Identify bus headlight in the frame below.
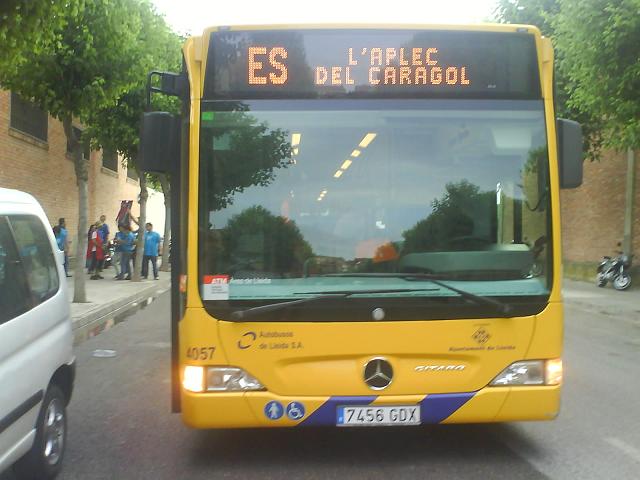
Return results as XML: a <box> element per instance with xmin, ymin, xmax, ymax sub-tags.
<box><xmin>490</xmin><ymin>359</ymin><xmax>562</xmax><ymax>386</ymax></box>
<box><xmin>545</xmin><ymin>358</ymin><xmax>563</xmax><ymax>385</ymax></box>
<box><xmin>183</xmin><ymin>365</ymin><xmax>205</xmax><ymax>392</ymax></box>
<box><xmin>206</xmin><ymin>367</ymin><xmax>265</xmax><ymax>391</ymax></box>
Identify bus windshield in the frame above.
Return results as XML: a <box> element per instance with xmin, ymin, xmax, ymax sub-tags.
<box><xmin>198</xmin><ymin>99</ymin><xmax>551</xmax><ymax>319</ymax></box>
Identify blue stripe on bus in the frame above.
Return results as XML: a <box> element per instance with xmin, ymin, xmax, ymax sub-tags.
<box><xmin>419</xmin><ymin>392</ymin><xmax>475</xmax><ymax>424</ymax></box>
<box><xmin>299</xmin><ymin>392</ymin><xmax>474</xmax><ymax>426</ymax></box>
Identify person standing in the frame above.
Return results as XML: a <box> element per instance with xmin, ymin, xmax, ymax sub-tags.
<box><xmin>86</xmin><ymin>224</ymin><xmax>94</xmax><ymax>273</ymax></box>
<box><xmin>112</xmin><ymin>229</ymin><xmax>123</xmax><ymax>279</ymax></box>
<box><xmin>115</xmin><ymin>225</ymin><xmax>135</xmax><ymax>280</ymax></box>
<box><xmin>142</xmin><ymin>223</ymin><xmax>161</xmax><ymax>280</ymax></box>
<box><xmin>56</xmin><ymin>218</ymin><xmax>72</xmax><ymax>277</ymax></box>
<box><xmin>88</xmin><ymin>222</ymin><xmax>104</xmax><ymax>280</ymax></box>
<box><xmin>98</xmin><ymin>215</ymin><xmax>110</xmax><ymax>244</ymax></box>
<box><xmin>96</xmin><ymin>215</ymin><xmax>110</xmax><ymax>273</ymax></box>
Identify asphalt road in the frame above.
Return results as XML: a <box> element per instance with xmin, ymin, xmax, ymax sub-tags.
<box><xmin>3</xmin><ymin>291</ymin><xmax>640</xmax><ymax>480</ymax></box>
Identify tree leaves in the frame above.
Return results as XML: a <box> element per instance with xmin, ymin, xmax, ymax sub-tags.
<box><xmin>402</xmin><ymin>181</ymin><xmax>494</xmax><ymax>253</ymax></box>
<box><xmin>493</xmin><ymin>0</ymin><xmax>640</xmax><ymax>156</ymax></box>
<box><xmin>87</xmin><ymin>1</ymin><xmax>183</xmax><ymax>164</ymax></box>
<box><xmin>216</xmin><ymin>205</ymin><xmax>314</xmax><ymax>277</ymax></box>
<box><xmin>554</xmin><ymin>0</ymin><xmax>640</xmax><ymax>152</ymax></box>
<box><xmin>2</xmin><ymin>0</ymin><xmax>147</xmax><ymax>124</ymax></box>
<box><xmin>0</xmin><ymin>0</ymin><xmax>78</xmax><ymax>77</ymax></box>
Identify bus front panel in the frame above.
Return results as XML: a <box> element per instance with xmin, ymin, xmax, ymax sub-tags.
<box><xmin>180</xmin><ymin>25</ymin><xmax>562</xmax><ymax>428</ymax></box>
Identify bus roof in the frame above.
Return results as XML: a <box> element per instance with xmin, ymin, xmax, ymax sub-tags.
<box><xmin>199</xmin><ymin>23</ymin><xmax>542</xmax><ymax>38</ymax></box>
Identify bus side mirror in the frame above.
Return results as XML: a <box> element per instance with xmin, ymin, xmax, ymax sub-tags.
<box><xmin>557</xmin><ymin>118</ymin><xmax>583</xmax><ymax>189</ymax></box>
<box><xmin>139</xmin><ymin>112</ymin><xmax>180</xmax><ymax>174</ymax></box>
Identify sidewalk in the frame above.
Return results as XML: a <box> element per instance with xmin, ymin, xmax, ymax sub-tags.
<box><xmin>562</xmin><ymin>278</ymin><xmax>640</xmax><ymax>320</ymax></box>
<box><xmin>67</xmin><ymin>267</ymin><xmax>171</xmax><ymax>344</ymax></box>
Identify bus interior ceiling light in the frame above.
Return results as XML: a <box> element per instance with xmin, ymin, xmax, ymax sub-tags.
<box><xmin>334</xmin><ymin>170</ymin><xmax>343</xmax><ymax>178</ymax></box>
<box><xmin>490</xmin><ymin>359</ymin><xmax>562</xmax><ymax>386</ymax></box>
<box><xmin>341</xmin><ymin>159</ymin><xmax>353</xmax><ymax>170</ymax></box>
<box><xmin>291</xmin><ymin>133</ymin><xmax>301</xmax><ymax>147</ymax></box>
<box><xmin>351</xmin><ymin>149</ymin><xmax>361</xmax><ymax>157</ymax></box>
<box><xmin>359</xmin><ymin>133</ymin><xmax>377</xmax><ymax>148</ymax></box>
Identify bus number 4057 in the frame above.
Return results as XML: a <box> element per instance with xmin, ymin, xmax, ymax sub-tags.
<box><xmin>186</xmin><ymin>346</ymin><xmax>216</xmax><ymax>360</ymax></box>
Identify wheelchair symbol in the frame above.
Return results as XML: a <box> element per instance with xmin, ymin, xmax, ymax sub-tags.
<box><xmin>286</xmin><ymin>402</ymin><xmax>305</xmax><ymax>420</ymax></box>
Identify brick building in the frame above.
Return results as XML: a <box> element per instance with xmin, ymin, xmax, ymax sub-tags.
<box><xmin>561</xmin><ymin>149</ymin><xmax>639</xmax><ymax>277</ymax></box>
<box><xmin>0</xmin><ymin>90</ymin><xmax>165</xmax><ymax>254</ymax></box>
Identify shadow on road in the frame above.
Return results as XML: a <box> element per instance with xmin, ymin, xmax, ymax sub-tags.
<box><xmin>184</xmin><ymin>423</ymin><xmax>547</xmax><ymax>479</ymax></box>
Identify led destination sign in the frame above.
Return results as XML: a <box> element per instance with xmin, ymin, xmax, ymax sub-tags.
<box><xmin>247</xmin><ymin>45</ymin><xmax>471</xmax><ymax>87</ymax></box>
<box><xmin>205</xmin><ymin>29</ymin><xmax>540</xmax><ymax>99</ymax></box>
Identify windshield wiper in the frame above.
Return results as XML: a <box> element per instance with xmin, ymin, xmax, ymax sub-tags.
<box><xmin>323</xmin><ymin>273</ymin><xmax>513</xmax><ymax>315</ymax></box>
<box><xmin>231</xmin><ymin>288</ymin><xmax>436</xmax><ymax>320</ymax></box>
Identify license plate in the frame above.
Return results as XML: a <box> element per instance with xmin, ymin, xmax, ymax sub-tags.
<box><xmin>337</xmin><ymin>405</ymin><xmax>421</xmax><ymax>426</ymax></box>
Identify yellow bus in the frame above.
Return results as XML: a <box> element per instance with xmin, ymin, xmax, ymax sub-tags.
<box><xmin>141</xmin><ymin>24</ymin><xmax>583</xmax><ymax>428</ymax></box>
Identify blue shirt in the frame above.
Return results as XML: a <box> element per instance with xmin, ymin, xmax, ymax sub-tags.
<box><xmin>98</xmin><ymin>224</ymin><xmax>109</xmax><ymax>241</ymax></box>
<box><xmin>144</xmin><ymin>231</ymin><xmax>161</xmax><ymax>256</ymax></box>
<box><xmin>56</xmin><ymin>227</ymin><xmax>68</xmax><ymax>250</ymax></box>
<box><xmin>116</xmin><ymin>231</ymin><xmax>135</xmax><ymax>253</ymax></box>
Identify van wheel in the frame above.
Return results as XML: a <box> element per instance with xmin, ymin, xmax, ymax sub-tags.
<box><xmin>13</xmin><ymin>385</ymin><xmax>67</xmax><ymax>480</ymax></box>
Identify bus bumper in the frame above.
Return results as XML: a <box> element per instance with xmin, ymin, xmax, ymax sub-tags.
<box><xmin>181</xmin><ymin>385</ymin><xmax>560</xmax><ymax>428</ymax></box>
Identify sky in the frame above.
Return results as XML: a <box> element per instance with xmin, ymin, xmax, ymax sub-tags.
<box><xmin>151</xmin><ymin>0</ymin><xmax>501</xmax><ymax>36</ymax></box>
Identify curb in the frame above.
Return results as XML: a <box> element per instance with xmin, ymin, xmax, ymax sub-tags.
<box><xmin>72</xmin><ymin>279</ymin><xmax>170</xmax><ymax>344</ymax></box>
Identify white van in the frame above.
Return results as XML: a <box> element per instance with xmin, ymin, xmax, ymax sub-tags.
<box><xmin>0</xmin><ymin>188</ymin><xmax>74</xmax><ymax>479</ymax></box>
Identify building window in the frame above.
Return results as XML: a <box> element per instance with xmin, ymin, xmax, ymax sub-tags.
<box><xmin>102</xmin><ymin>149</ymin><xmax>118</xmax><ymax>172</ymax></box>
<box><xmin>10</xmin><ymin>92</ymin><xmax>48</xmax><ymax>142</ymax></box>
<box><xmin>127</xmin><ymin>163</ymin><xmax>139</xmax><ymax>181</ymax></box>
<box><xmin>66</xmin><ymin>126</ymin><xmax>90</xmax><ymax>160</ymax></box>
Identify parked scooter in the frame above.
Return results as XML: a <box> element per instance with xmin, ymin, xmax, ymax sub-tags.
<box><xmin>596</xmin><ymin>252</ymin><xmax>633</xmax><ymax>290</ymax></box>
<box><xmin>103</xmin><ymin>241</ymin><xmax>115</xmax><ymax>269</ymax></box>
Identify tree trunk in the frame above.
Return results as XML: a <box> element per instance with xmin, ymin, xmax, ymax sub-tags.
<box><xmin>132</xmin><ymin>168</ymin><xmax>148</xmax><ymax>282</ymax></box>
<box><xmin>158</xmin><ymin>173</ymin><xmax>171</xmax><ymax>272</ymax></box>
<box><xmin>622</xmin><ymin>148</ymin><xmax>636</xmax><ymax>256</ymax></box>
<box><xmin>63</xmin><ymin>117</ymin><xmax>89</xmax><ymax>303</ymax></box>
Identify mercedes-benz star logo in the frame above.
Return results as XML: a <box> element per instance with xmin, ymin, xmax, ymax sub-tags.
<box><xmin>364</xmin><ymin>358</ymin><xmax>393</xmax><ymax>390</ymax></box>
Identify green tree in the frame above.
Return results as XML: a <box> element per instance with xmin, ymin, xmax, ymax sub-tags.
<box><xmin>87</xmin><ymin>2</ymin><xmax>182</xmax><ymax>281</ymax></box>
<box><xmin>554</xmin><ymin>0</ymin><xmax>640</xmax><ymax>152</ymax></box>
<box><xmin>218</xmin><ymin>206</ymin><xmax>313</xmax><ymax>277</ymax></box>
<box><xmin>1</xmin><ymin>0</ymin><xmax>148</xmax><ymax>302</ymax></box>
<box><xmin>492</xmin><ymin>0</ymin><xmax>559</xmax><ymax>36</ymax></box>
<box><xmin>201</xmin><ymin>107</ymin><xmax>293</xmax><ymax>212</ymax></box>
<box><xmin>0</xmin><ymin>0</ymin><xmax>78</xmax><ymax>76</ymax></box>
<box><xmin>402</xmin><ymin>181</ymin><xmax>494</xmax><ymax>253</ymax></box>
<box><xmin>492</xmin><ymin>0</ymin><xmax>606</xmax><ymax>158</ymax></box>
